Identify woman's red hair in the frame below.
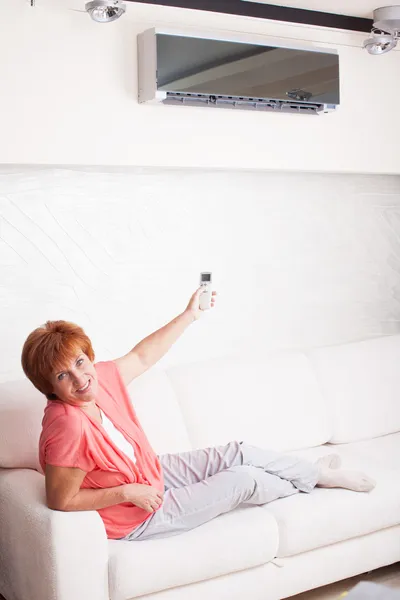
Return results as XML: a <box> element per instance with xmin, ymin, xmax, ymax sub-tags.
<box><xmin>21</xmin><ymin>321</ymin><xmax>95</xmax><ymax>397</ymax></box>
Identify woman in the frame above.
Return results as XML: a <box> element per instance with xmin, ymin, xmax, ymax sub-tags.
<box><xmin>22</xmin><ymin>287</ymin><xmax>375</xmax><ymax>541</ymax></box>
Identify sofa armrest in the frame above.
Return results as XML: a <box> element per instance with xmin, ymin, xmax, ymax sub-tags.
<box><xmin>0</xmin><ymin>468</ymin><xmax>109</xmax><ymax>600</ymax></box>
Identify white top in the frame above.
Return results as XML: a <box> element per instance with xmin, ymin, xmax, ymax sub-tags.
<box><xmin>100</xmin><ymin>409</ymin><xmax>136</xmax><ymax>463</ymax></box>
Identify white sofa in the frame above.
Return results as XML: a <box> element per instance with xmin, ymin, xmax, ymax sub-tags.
<box><xmin>1</xmin><ymin>334</ymin><xmax>400</xmax><ymax>600</ymax></box>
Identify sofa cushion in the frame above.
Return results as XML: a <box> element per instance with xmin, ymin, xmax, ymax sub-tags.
<box><xmin>166</xmin><ymin>354</ymin><xmax>331</xmax><ymax>453</ymax></box>
<box><xmin>0</xmin><ymin>379</ymin><xmax>46</xmax><ymax>471</ymax></box>
<box><xmin>265</xmin><ymin>442</ymin><xmax>400</xmax><ymax>558</ymax></box>
<box><xmin>276</xmin><ymin>527</ymin><xmax>400</xmax><ymax>600</ymax></box>
<box><xmin>335</xmin><ymin>432</ymin><xmax>400</xmax><ymax>472</ymax></box>
<box><xmin>128</xmin><ymin>368</ymin><xmax>192</xmax><ymax>455</ymax></box>
<box><xmin>308</xmin><ymin>334</ymin><xmax>400</xmax><ymax>443</ymax></box>
<box><xmin>107</xmin><ymin>507</ymin><xmax>278</xmax><ymax>600</ymax></box>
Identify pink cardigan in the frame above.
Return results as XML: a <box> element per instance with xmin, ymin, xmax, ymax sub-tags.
<box><xmin>39</xmin><ymin>361</ymin><xmax>164</xmax><ymax>539</ymax></box>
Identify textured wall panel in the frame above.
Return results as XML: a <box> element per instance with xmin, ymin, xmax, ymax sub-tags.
<box><xmin>1</xmin><ymin>167</ymin><xmax>400</xmax><ymax>382</ymax></box>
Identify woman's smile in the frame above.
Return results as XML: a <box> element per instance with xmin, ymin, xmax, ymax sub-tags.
<box><xmin>76</xmin><ymin>379</ymin><xmax>91</xmax><ymax>394</ymax></box>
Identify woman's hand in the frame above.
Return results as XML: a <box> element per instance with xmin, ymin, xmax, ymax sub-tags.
<box><xmin>185</xmin><ymin>287</ymin><xmax>217</xmax><ymax>321</ymax></box>
<box><xmin>122</xmin><ymin>483</ymin><xmax>164</xmax><ymax>512</ymax></box>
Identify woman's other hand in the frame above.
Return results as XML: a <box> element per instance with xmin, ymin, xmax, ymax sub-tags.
<box><xmin>185</xmin><ymin>287</ymin><xmax>217</xmax><ymax>321</ymax></box>
<box><xmin>123</xmin><ymin>483</ymin><xmax>164</xmax><ymax>512</ymax></box>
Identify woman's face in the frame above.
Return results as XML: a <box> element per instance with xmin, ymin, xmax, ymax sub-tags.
<box><xmin>50</xmin><ymin>352</ymin><xmax>98</xmax><ymax>406</ymax></box>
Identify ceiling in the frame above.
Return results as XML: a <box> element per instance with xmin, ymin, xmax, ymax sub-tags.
<box><xmin>241</xmin><ymin>0</ymin><xmax>378</xmax><ymax>19</ymax></box>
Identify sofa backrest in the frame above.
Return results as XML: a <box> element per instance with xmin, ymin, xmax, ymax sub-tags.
<box><xmin>3</xmin><ymin>334</ymin><xmax>399</xmax><ymax>470</ymax></box>
<box><xmin>127</xmin><ymin>368</ymin><xmax>192</xmax><ymax>454</ymax></box>
<box><xmin>307</xmin><ymin>334</ymin><xmax>400</xmax><ymax>443</ymax></box>
<box><xmin>0</xmin><ymin>379</ymin><xmax>46</xmax><ymax>471</ymax></box>
<box><xmin>166</xmin><ymin>352</ymin><xmax>332</xmax><ymax>452</ymax></box>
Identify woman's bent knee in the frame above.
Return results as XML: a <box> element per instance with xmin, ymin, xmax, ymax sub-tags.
<box><xmin>226</xmin><ymin>465</ymin><xmax>257</xmax><ymax>500</ymax></box>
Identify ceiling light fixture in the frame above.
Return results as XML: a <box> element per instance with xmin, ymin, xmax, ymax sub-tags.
<box><xmin>85</xmin><ymin>0</ymin><xmax>126</xmax><ymax>23</ymax></box>
<box><xmin>364</xmin><ymin>6</ymin><xmax>400</xmax><ymax>55</ymax></box>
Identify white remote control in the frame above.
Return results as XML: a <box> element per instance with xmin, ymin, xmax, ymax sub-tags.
<box><xmin>199</xmin><ymin>272</ymin><xmax>212</xmax><ymax>310</ymax></box>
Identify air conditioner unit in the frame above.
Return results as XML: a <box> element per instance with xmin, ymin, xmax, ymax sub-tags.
<box><xmin>137</xmin><ymin>28</ymin><xmax>340</xmax><ymax>115</ymax></box>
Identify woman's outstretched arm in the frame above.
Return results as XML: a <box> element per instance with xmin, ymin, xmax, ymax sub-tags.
<box><xmin>114</xmin><ymin>287</ymin><xmax>216</xmax><ymax>386</ymax></box>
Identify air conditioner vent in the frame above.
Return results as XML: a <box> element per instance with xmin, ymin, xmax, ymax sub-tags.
<box><xmin>164</xmin><ymin>91</ymin><xmax>324</xmax><ymax>114</ymax></box>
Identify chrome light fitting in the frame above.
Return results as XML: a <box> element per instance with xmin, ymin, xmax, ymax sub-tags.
<box><xmin>85</xmin><ymin>0</ymin><xmax>126</xmax><ymax>23</ymax></box>
<box><xmin>364</xmin><ymin>6</ymin><xmax>400</xmax><ymax>54</ymax></box>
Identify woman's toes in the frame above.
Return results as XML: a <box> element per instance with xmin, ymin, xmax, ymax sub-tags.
<box><xmin>360</xmin><ymin>476</ymin><xmax>376</xmax><ymax>492</ymax></box>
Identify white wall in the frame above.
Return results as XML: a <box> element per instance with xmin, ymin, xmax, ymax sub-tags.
<box><xmin>1</xmin><ymin>166</ymin><xmax>400</xmax><ymax>382</ymax></box>
<box><xmin>1</xmin><ymin>0</ymin><xmax>400</xmax><ymax>174</ymax></box>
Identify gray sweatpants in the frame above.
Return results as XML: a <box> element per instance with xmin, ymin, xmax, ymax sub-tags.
<box><xmin>123</xmin><ymin>441</ymin><xmax>318</xmax><ymax>541</ymax></box>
